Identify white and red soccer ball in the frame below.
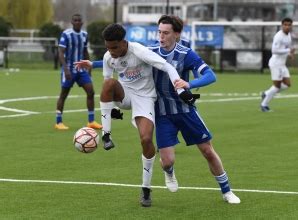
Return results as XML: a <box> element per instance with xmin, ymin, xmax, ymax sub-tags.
<box><xmin>73</xmin><ymin>127</ymin><xmax>99</xmax><ymax>153</ymax></box>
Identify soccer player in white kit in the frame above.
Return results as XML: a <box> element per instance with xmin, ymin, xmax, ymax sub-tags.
<box><xmin>75</xmin><ymin>23</ymin><xmax>196</xmax><ymax>207</ymax></box>
<box><xmin>261</xmin><ymin>17</ymin><xmax>295</xmax><ymax>112</ymax></box>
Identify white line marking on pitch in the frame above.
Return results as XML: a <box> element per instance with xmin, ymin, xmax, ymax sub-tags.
<box><xmin>0</xmin><ymin>178</ymin><xmax>297</xmax><ymax>195</ymax></box>
<box><xmin>0</xmin><ymin>106</ymin><xmax>39</xmax><ymax>118</ymax></box>
<box><xmin>1</xmin><ymin>93</ymin><xmax>298</xmax><ymax>119</ymax></box>
<box><xmin>0</xmin><ymin>95</ymin><xmax>97</xmax><ymax>104</ymax></box>
<box><xmin>0</xmin><ymin>106</ymin><xmax>38</xmax><ymax>114</ymax></box>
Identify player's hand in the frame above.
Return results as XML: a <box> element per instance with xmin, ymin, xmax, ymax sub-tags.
<box><xmin>111</xmin><ymin>108</ymin><xmax>123</xmax><ymax>120</ymax></box>
<box><xmin>74</xmin><ymin>60</ymin><xmax>92</xmax><ymax>71</ymax></box>
<box><xmin>64</xmin><ymin>68</ymin><xmax>72</xmax><ymax>80</ymax></box>
<box><xmin>179</xmin><ymin>90</ymin><xmax>200</xmax><ymax>105</ymax></box>
<box><xmin>174</xmin><ymin>79</ymin><xmax>190</xmax><ymax>89</ymax></box>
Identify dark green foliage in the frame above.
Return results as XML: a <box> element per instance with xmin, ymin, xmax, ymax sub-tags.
<box><xmin>38</xmin><ymin>22</ymin><xmax>62</xmax><ymax>64</ymax></box>
<box><xmin>0</xmin><ymin>16</ymin><xmax>12</xmax><ymax>36</ymax></box>
<box><xmin>39</xmin><ymin>22</ymin><xmax>62</xmax><ymax>40</ymax></box>
<box><xmin>87</xmin><ymin>21</ymin><xmax>109</xmax><ymax>60</ymax></box>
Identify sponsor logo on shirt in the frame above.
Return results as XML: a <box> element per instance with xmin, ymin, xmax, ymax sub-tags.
<box><xmin>119</xmin><ymin>67</ymin><xmax>142</xmax><ymax>81</ymax></box>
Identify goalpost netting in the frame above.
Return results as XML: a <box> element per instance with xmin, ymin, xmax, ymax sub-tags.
<box><xmin>190</xmin><ymin>21</ymin><xmax>298</xmax><ymax>72</ymax></box>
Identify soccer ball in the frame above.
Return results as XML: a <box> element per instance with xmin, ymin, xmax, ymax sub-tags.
<box><xmin>73</xmin><ymin>127</ymin><xmax>99</xmax><ymax>153</ymax></box>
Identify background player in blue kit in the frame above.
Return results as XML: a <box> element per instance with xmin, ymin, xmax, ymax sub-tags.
<box><xmin>55</xmin><ymin>14</ymin><xmax>101</xmax><ymax>130</ymax></box>
<box><xmin>149</xmin><ymin>15</ymin><xmax>241</xmax><ymax>204</ymax></box>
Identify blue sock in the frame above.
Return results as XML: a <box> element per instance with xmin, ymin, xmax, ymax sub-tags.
<box><xmin>215</xmin><ymin>172</ymin><xmax>231</xmax><ymax>194</ymax></box>
<box><xmin>164</xmin><ymin>166</ymin><xmax>174</xmax><ymax>176</ymax></box>
<box><xmin>88</xmin><ymin>111</ymin><xmax>95</xmax><ymax>122</ymax></box>
<box><xmin>56</xmin><ymin>111</ymin><xmax>62</xmax><ymax>124</ymax></box>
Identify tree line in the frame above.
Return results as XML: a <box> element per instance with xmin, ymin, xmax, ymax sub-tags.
<box><xmin>0</xmin><ymin>0</ymin><xmax>111</xmax><ymax>59</ymax></box>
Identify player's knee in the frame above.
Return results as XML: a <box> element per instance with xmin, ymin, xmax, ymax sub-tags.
<box><xmin>87</xmin><ymin>90</ymin><xmax>95</xmax><ymax>98</ymax></box>
<box><xmin>140</xmin><ymin>136</ymin><xmax>153</xmax><ymax>148</ymax></box>
<box><xmin>161</xmin><ymin>158</ymin><xmax>174</xmax><ymax>169</ymax></box>
<box><xmin>103</xmin><ymin>78</ymin><xmax>118</xmax><ymax>89</ymax></box>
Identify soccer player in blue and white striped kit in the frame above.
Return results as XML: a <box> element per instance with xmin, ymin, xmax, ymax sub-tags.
<box><xmin>150</xmin><ymin>15</ymin><xmax>240</xmax><ymax>204</ymax></box>
<box><xmin>55</xmin><ymin>14</ymin><xmax>101</xmax><ymax>130</ymax></box>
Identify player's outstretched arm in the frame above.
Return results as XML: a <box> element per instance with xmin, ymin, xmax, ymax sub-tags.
<box><xmin>74</xmin><ymin>60</ymin><xmax>92</xmax><ymax>71</ymax></box>
<box><xmin>188</xmin><ymin>69</ymin><xmax>216</xmax><ymax>89</ymax></box>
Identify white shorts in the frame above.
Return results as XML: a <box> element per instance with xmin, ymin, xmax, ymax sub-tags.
<box><xmin>115</xmin><ymin>87</ymin><xmax>156</xmax><ymax>128</ymax></box>
<box><xmin>269</xmin><ymin>65</ymin><xmax>290</xmax><ymax>81</ymax></box>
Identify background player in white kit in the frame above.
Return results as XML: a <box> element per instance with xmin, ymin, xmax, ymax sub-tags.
<box><xmin>75</xmin><ymin>23</ymin><xmax>196</xmax><ymax>207</ymax></box>
<box><xmin>261</xmin><ymin>17</ymin><xmax>295</xmax><ymax>112</ymax></box>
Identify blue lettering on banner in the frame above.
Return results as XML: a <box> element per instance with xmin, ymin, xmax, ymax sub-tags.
<box><xmin>126</xmin><ymin>26</ymin><xmax>148</xmax><ymax>45</ymax></box>
<box><xmin>194</xmin><ymin>26</ymin><xmax>224</xmax><ymax>47</ymax></box>
<box><xmin>125</xmin><ymin>25</ymin><xmax>224</xmax><ymax>47</ymax></box>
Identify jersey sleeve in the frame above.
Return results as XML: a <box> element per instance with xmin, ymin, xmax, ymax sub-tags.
<box><xmin>184</xmin><ymin>50</ymin><xmax>216</xmax><ymax>89</ymax></box>
<box><xmin>58</xmin><ymin>32</ymin><xmax>67</xmax><ymax>48</ymax></box>
<box><xmin>184</xmin><ymin>50</ymin><xmax>209</xmax><ymax>75</ymax></box>
<box><xmin>131</xmin><ymin>43</ymin><xmax>167</xmax><ymax>70</ymax></box>
<box><xmin>102</xmin><ymin>53</ymin><xmax>113</xmax><ymax>79</ymax></box>
<box><xmin>92</xmin><ymin>60</ymin><xmax>103</xmax><ymax>68</ymax></box>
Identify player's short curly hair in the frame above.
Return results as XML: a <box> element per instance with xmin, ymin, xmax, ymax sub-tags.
<box><xmin>158</xmin><ymin>15</ymin><xmax>184</xmax><ymax>33</ymax></box>
<box><xmin>282</xmin><ymin>17</ymin><xmax>293</xmax><ymax>24</ymax></box>
<box><xmin>102</xmin><ymin>23</ymin><xmax>126</xmax><ymax>41</ymax></box>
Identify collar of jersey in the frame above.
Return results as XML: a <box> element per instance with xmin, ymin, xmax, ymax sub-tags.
<box><xmin>159</xmin><ymin>44</ymin><xmax>176</xmax><ymax>56</ymax></box>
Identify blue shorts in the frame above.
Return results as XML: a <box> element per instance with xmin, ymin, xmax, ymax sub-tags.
<box><xmin>61</xmin><ymin>70</ymin><xmax>92</xmax><ymax>88</ymax></box>
<box><xmin>155</xmin><ymin>109</ymin><xmax>212</xmax><ymax>149</ymax></box>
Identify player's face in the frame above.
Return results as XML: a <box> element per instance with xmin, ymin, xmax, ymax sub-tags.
<box><xmin>158</xmin><ymin>23</ymin><xmax>180</xmax><ymax>51</ymax></box>
<box><xmin>282</xmin><ymin>21</ymin><xmax>292</xmax><ymax>34</ymax></box>
<box><xmin>105</xmin><ymin>40</ymin><xmax>128</xmax><ymax>58</ymax></box>
<box><xmin>71</xmin><ymin>16</ymin><xmax>83</xmax><ymax>32</ymax></box>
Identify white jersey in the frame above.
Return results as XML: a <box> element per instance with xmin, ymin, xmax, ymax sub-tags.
<box><xmin>103</xmin><ymin>42</ymin><xmax>167</xmax><ymax>98</ymax></box>
<box><xmin>269</xmin><ymin>30</ymin><xmax>292</xmax><ymax>67</ymax></box>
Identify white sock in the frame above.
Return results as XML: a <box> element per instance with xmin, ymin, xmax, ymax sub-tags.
<box><xmin>261</xmin><ymin>86</ymin><xmax>279</xmax><ymax>106</ymax></box>
<box><xmin>141</xmin><ymin>154</ymin><xmax>155</xmax><ymax>188</ymax></box>
<box><xmin>280</xmin><ymin>83</ymin><xmax>289</xmax><ymax>91</ymax></box>
<box><xmin>100</xmin><ymin>102</ymin><xmax>114</xmax><ymax>135</ymax></box>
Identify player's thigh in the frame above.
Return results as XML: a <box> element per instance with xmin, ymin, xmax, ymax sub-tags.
<box><xmin>115</xmin><ymin>86</ymin><xmax>132</xmax><ymax>110</ymax></box>
<box><xmin>155</xmin><ymin>115</ymin><xmax>179</xmax><ymax>149</ymax></box>
<box><xmin>131</xmin><ymin>95</ymin><xmax>156</xmax><ymax>126</ymax></box>
<box><xmin>81</xmin><ymin>83</ymin><xmax>94</xmax><ymax>95</ymax></box>
<box><xmin>270</xmin><ymin>66</ymin><xmax>284</xmax><ymax>81</ymax></box>
<box><xmin>101</xmin><ymin>79</ymin><xmax>125</xmax><ymax>102</ymax></box>
<box><xmin>135</xmin><ymin>116</ymin><xmax>154</xmax><ymax>141</ymax></box>
<box><xmin>180</xmin><ymin>110</ymin><xmax>212</xmax><ymax>145</ymax></box>
<box><xmin>77</xmin><ymin>71</ymin><xmax>92</xmax><ymax>87</ymax></box>
<box><xmin>61</xmin><ymin>71</ymin><xmax>75</xmax><ymax>88</ymax></box>
<box><xmin>281</xmin><ymin>68</ymin><xmax>291</xmax><ymax>85</ymax></box>
<box><xmin>282</xmin><ymin>77</ymin><xmax>291</xmax><ymax>86</ymax></box>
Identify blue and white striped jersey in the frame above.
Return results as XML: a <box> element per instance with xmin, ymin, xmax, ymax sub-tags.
<box><xmin>177</xmin><ymin>38</ymin><xmax>191</xmax><ymax>48</ymax></box>
<box><xmin>149</xmin><ymin>43</ymin><xmax>209</xmax><ymax>116</ymax></box>
<box><xmin>59</xmin><ymin>28</ymin><xmax>88</xmax><ymax>73</ymax></box>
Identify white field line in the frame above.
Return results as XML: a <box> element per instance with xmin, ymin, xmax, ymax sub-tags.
<box><xmin>1</xmin><ymin>93</ymin><xmax>298</xmax><ymax>118</ymax></box>
<box><xmin>0</xmin><ymin>106</ymin><xmax>38</xmax><ymax>114</ymax></box>
<box><xmin>0</xmin><ymin>106</ymin><xmax>39</xmax><ymax>118</ymax></box>
<box><xmin>0</xmin><ymin>178</ymin><xmax>297</xmax><ymax>195</ymax></box>
<box><xmin>198</xmin><ymin>93</ymin><xmax>298</xmax><ymax>103</ymax></box>
<box><xmin>0</xmin><ymin>95</ymin><xmax>90</xmax><ymax>104</ymax></box>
